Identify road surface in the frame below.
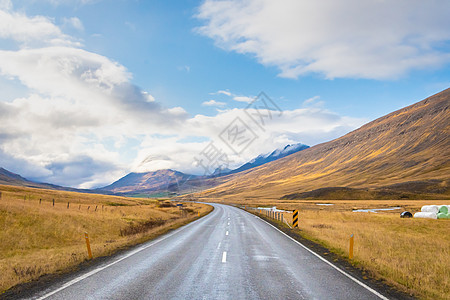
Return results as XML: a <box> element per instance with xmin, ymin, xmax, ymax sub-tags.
<box><xmin>33</xmin><ymin>203</ymin><xmax>389</xmax><ymax>300</ymax></box>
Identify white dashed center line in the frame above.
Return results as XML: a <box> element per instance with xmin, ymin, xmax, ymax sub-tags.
<box><xmin>226</xmin><ymin>231</ymin><xmax>229</xmax><ymax>236</ymax></box>
<box><xmin>222</xmin><ymin>251</ymin><xmax>227</xmax><ymax>263</ymax></box>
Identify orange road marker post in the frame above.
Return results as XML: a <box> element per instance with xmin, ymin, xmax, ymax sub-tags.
<box><xmin>293</xmin><ymin>210</ymin><xmax>299</xmax><ymax>228</ymax></box>
<box><xmin>85</xmin><ymin>232</ymin><xmax>93</xmax><ymax>259</ymax></box>
<box><xmin>349</xmin><ymin>234</ymin><xmax>354</xmax><ymax>260</ymax></box>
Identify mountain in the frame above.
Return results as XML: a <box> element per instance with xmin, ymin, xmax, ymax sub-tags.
<box><xmin>0</xmin><ymin>167</ymin><xmax>111</xmax><ymax>194</ymax></box>
<box><xmin>198</xmin><ymin>88</ymin><xmax>450</xmax><ymax>201</ymax></box>
<box><xmin>226</xmin><ymin>143</ymin><xmax>309</xmax><ymax>175</ymax></box>
<box><xmin>100</xmin><ymin>143</ymin><xmax>309</xmax><ymax>195</ymax></box>
<box><xmin>99</xmin><ymin>169</ymin><xmax>201</xmax><ymax>194</ymax></box>
<box><xmin>0</xmin><ymin>168</ymin><xmax>72</xmax><ymax>191</ymax></box>
<box><xmin>0</xmin><ymin>168</ymin><xmax>33</xmax><ymax>186</ymax></box>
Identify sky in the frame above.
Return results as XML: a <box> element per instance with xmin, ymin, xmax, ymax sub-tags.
<box><xmin>0</xmin><ymin>0</ymin><xmax>449</xmax><ymax>188</ymax></box>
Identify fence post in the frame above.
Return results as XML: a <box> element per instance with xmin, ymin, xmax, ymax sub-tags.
<box><xmin>52</xmin><ymin>199</ymin><xmax>55</xmax><ymax>207</ymax></box>
<box><xmin>84</xmin><ymin>232</ymin><xmax>93</xmax><ymax>259</ymax></box>
<box><xmin>67</xmin><ymin>202</ymin><xmax>70</xmax><ymax>209</ymax></box>
<box><xmin>349</xmin><ymin>234</ymin><xmax>354</xmax><ymax>259</ymax></box>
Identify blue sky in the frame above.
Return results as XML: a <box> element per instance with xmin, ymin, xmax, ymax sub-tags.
<box><xmin>0</xmin><ymin>0</ymin><xmax>449</xmax><ymax>188</ymax></box>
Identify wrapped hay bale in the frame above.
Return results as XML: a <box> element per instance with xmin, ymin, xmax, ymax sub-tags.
<box><xmin>421</xmin><ymin>205</ymin><xmax>439</xmax><ymax>213</ymax></box>
<box><xmin>437</xmin><ymin>212</ymin><xmax>450</xmax><ymax>219</ymax></box>
<box><xmin>438</xmin><ymin>205</ymin><xmax>449</xmax><ymax>214</ymax></box>
<box><xmin>414</xmin><ymin>212</ymin><xmax>438</xmax><ymax>219</ymax></box>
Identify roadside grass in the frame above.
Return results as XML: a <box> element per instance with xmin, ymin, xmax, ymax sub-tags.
<box><xmin>244</xmin><ymin>200</ymin><xmax>449</xmax><ymax>300</ymax></box>
<box><xmin>0</xmin><ymin>185</ymin><xmax>212</xmax><ymax>293</ymax></box>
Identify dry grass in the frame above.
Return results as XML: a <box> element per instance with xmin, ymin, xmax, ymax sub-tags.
<box><xmin>243</xmin><ymin>199</ymin><xmax>449</xmax><ymax>300</ymax></box>
<box><xmin>0</xmin><ymin>185</ymin><xmax>212</xmax><ymax>293</ymax></box>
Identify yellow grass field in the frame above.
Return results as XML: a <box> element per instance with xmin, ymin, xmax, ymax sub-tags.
<box><xmin>0</xmin><ymin>185</ymin><xmax>212</xmax><ymax>293</ymax></box>
<box><xmin>239</xmin><ymin>199</ymin><xmax>449</xmax><ymax>300</ymax></box>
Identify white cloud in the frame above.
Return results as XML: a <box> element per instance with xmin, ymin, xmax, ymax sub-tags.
<box><xmin>196</xmin><ymin>0</ymin><xmax>450</xmax><ymax>80</ymax></box>
<box><xmin>202</xmin><ymin>99</ymin><xmax>226</xmax><ymax>107</ymax></box>
<box><xmin>302</xmin><ymin>95</ymin><xmax>324</xmax><ymax>108</ymax></box>
<box><xmin>125</xmin><ymin>21</ymin><xmax>136</xmax><ymax>32</ymax></box>
<box><xmin>44</xmin><ymin>0</ymin><xmax>98</xmax><ymax>5</ymax></box>
<box><xmin>216</xmin><ymin>90</ymin><xmax>231</xmax><ymax>96</ymax></box>
<box><xmin>177</xmin><ymin>65</ymin><xmax>191</xmax><ymax>72</ymax></box>
<box><xmin>63</xmin><ymin>17</ymin><xmax>84</xmax><ymax>31</ymax></box>
<box><xmin>232</xmin><ymin>96</ymin><xmax>253</xmax><ymax>103</ymax></box>
<box><xmin>211</xmin><ymin>89</ymin><xmax>254</xmax><ymax>104</ymax></box>
<box><xmin>303</xmin><ymin>96</ymin><xmax>320</xmax><ymax>105</ymax></box>
<box><xmin>0</xmin><ymin>0</ymin><xmax>11</xmax><ymax>10</ymax></box>
<box><xmin>0</xmin><ymin>8</ymin><xmax>80</xmax><ymax>47</ymax></box>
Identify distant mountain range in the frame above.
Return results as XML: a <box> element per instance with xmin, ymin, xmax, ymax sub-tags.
<box><xmin>98</xmin><ymin>169</ymin><xmax>198</xmax><ymax>195</ymax></box>
<box><xmin>0</xmin><ymin>142</ymin><xmax>309</xmax><ymax>195</ymax></box>
<box><xmin>225</xmin><ymin>143</ymin><xmax>309</xmax><ymax>175</ymax></box>
<box><xmin>197</xmin><ymin>88</ymin><xmax>450</xmax><ymax>201</ymax></box>
<box><xmin>98</xmin><ymin>142</ymin><xmax>309</xmax><ymax>195</ymax></box>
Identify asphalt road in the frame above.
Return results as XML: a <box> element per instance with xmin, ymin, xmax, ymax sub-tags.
<box><xmin>33</xmin><ymin>203</ymin><xmax>389</xmax><ymax>300</ymax></box>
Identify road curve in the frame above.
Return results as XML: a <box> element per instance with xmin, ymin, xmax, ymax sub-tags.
<box><xmin>32</xmin><ymin>203</ymin><xmax>388</xmax><ymax>300</ymax></box>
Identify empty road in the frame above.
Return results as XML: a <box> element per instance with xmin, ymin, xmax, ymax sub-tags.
<box><xmin>33</xmin><ymin>203</ymin><xmax>389</xmax><ymax>300</ymax></box>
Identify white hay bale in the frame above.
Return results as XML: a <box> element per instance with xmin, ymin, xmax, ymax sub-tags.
<box><xmin>421</xmin><ymin>205</ymin><xmax>439</xmax><ymax>213</ymax></box>
<box><xmin>414</xmin><ymin>212</ymin><xmax>437</xmax><ymax>219</ymax></box>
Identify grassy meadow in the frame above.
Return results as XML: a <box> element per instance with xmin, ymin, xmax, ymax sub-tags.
<box><xmin>239</xmin><ymin>199</ymin><xmax>449</xmax><ymax>300</ymax></box>
<box><xmin>0</xmin><ymin>185</ymin><xmax>212</xmax><ymax>293</ymax></box>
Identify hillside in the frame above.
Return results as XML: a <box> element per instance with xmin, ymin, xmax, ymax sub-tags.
<box><xmin>0</xmin><ymin>168</ymin><xmax>108</xmax><ymax>194</ymax></box>
<box><xmin>0</xmin><ymin>168</ymin><xmax>60</xmax><ymax>190</ymax></box>
<box><xmin>199</xmin><ymin>88</ymin><xmax>450</xmax><ymax>200</ymax></box>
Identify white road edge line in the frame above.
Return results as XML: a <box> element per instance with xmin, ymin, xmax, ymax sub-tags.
<box><xmin>222</xmin><ymin>251</ymin><xmax>227</xmax><ymax>263</ymax></box>
<box><xmin>36</xmin><ymin>213</ymin><xmax>207</xmax><ymax>300</ymax></box>
<box><xmin>244</xmin><ymin>210</ymin><xmax>390</xmax><ymax>300</ymax></box>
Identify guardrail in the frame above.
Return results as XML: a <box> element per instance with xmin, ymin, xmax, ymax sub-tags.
<box><xmin>240</xmin><ymin>205</ymin><xmax>294</xmax><ymax>228</ymax></box>
<box><xmin>239</xmin><ymin>205</ymin><xmax>355</xmax><ymax>260</ymax></box>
